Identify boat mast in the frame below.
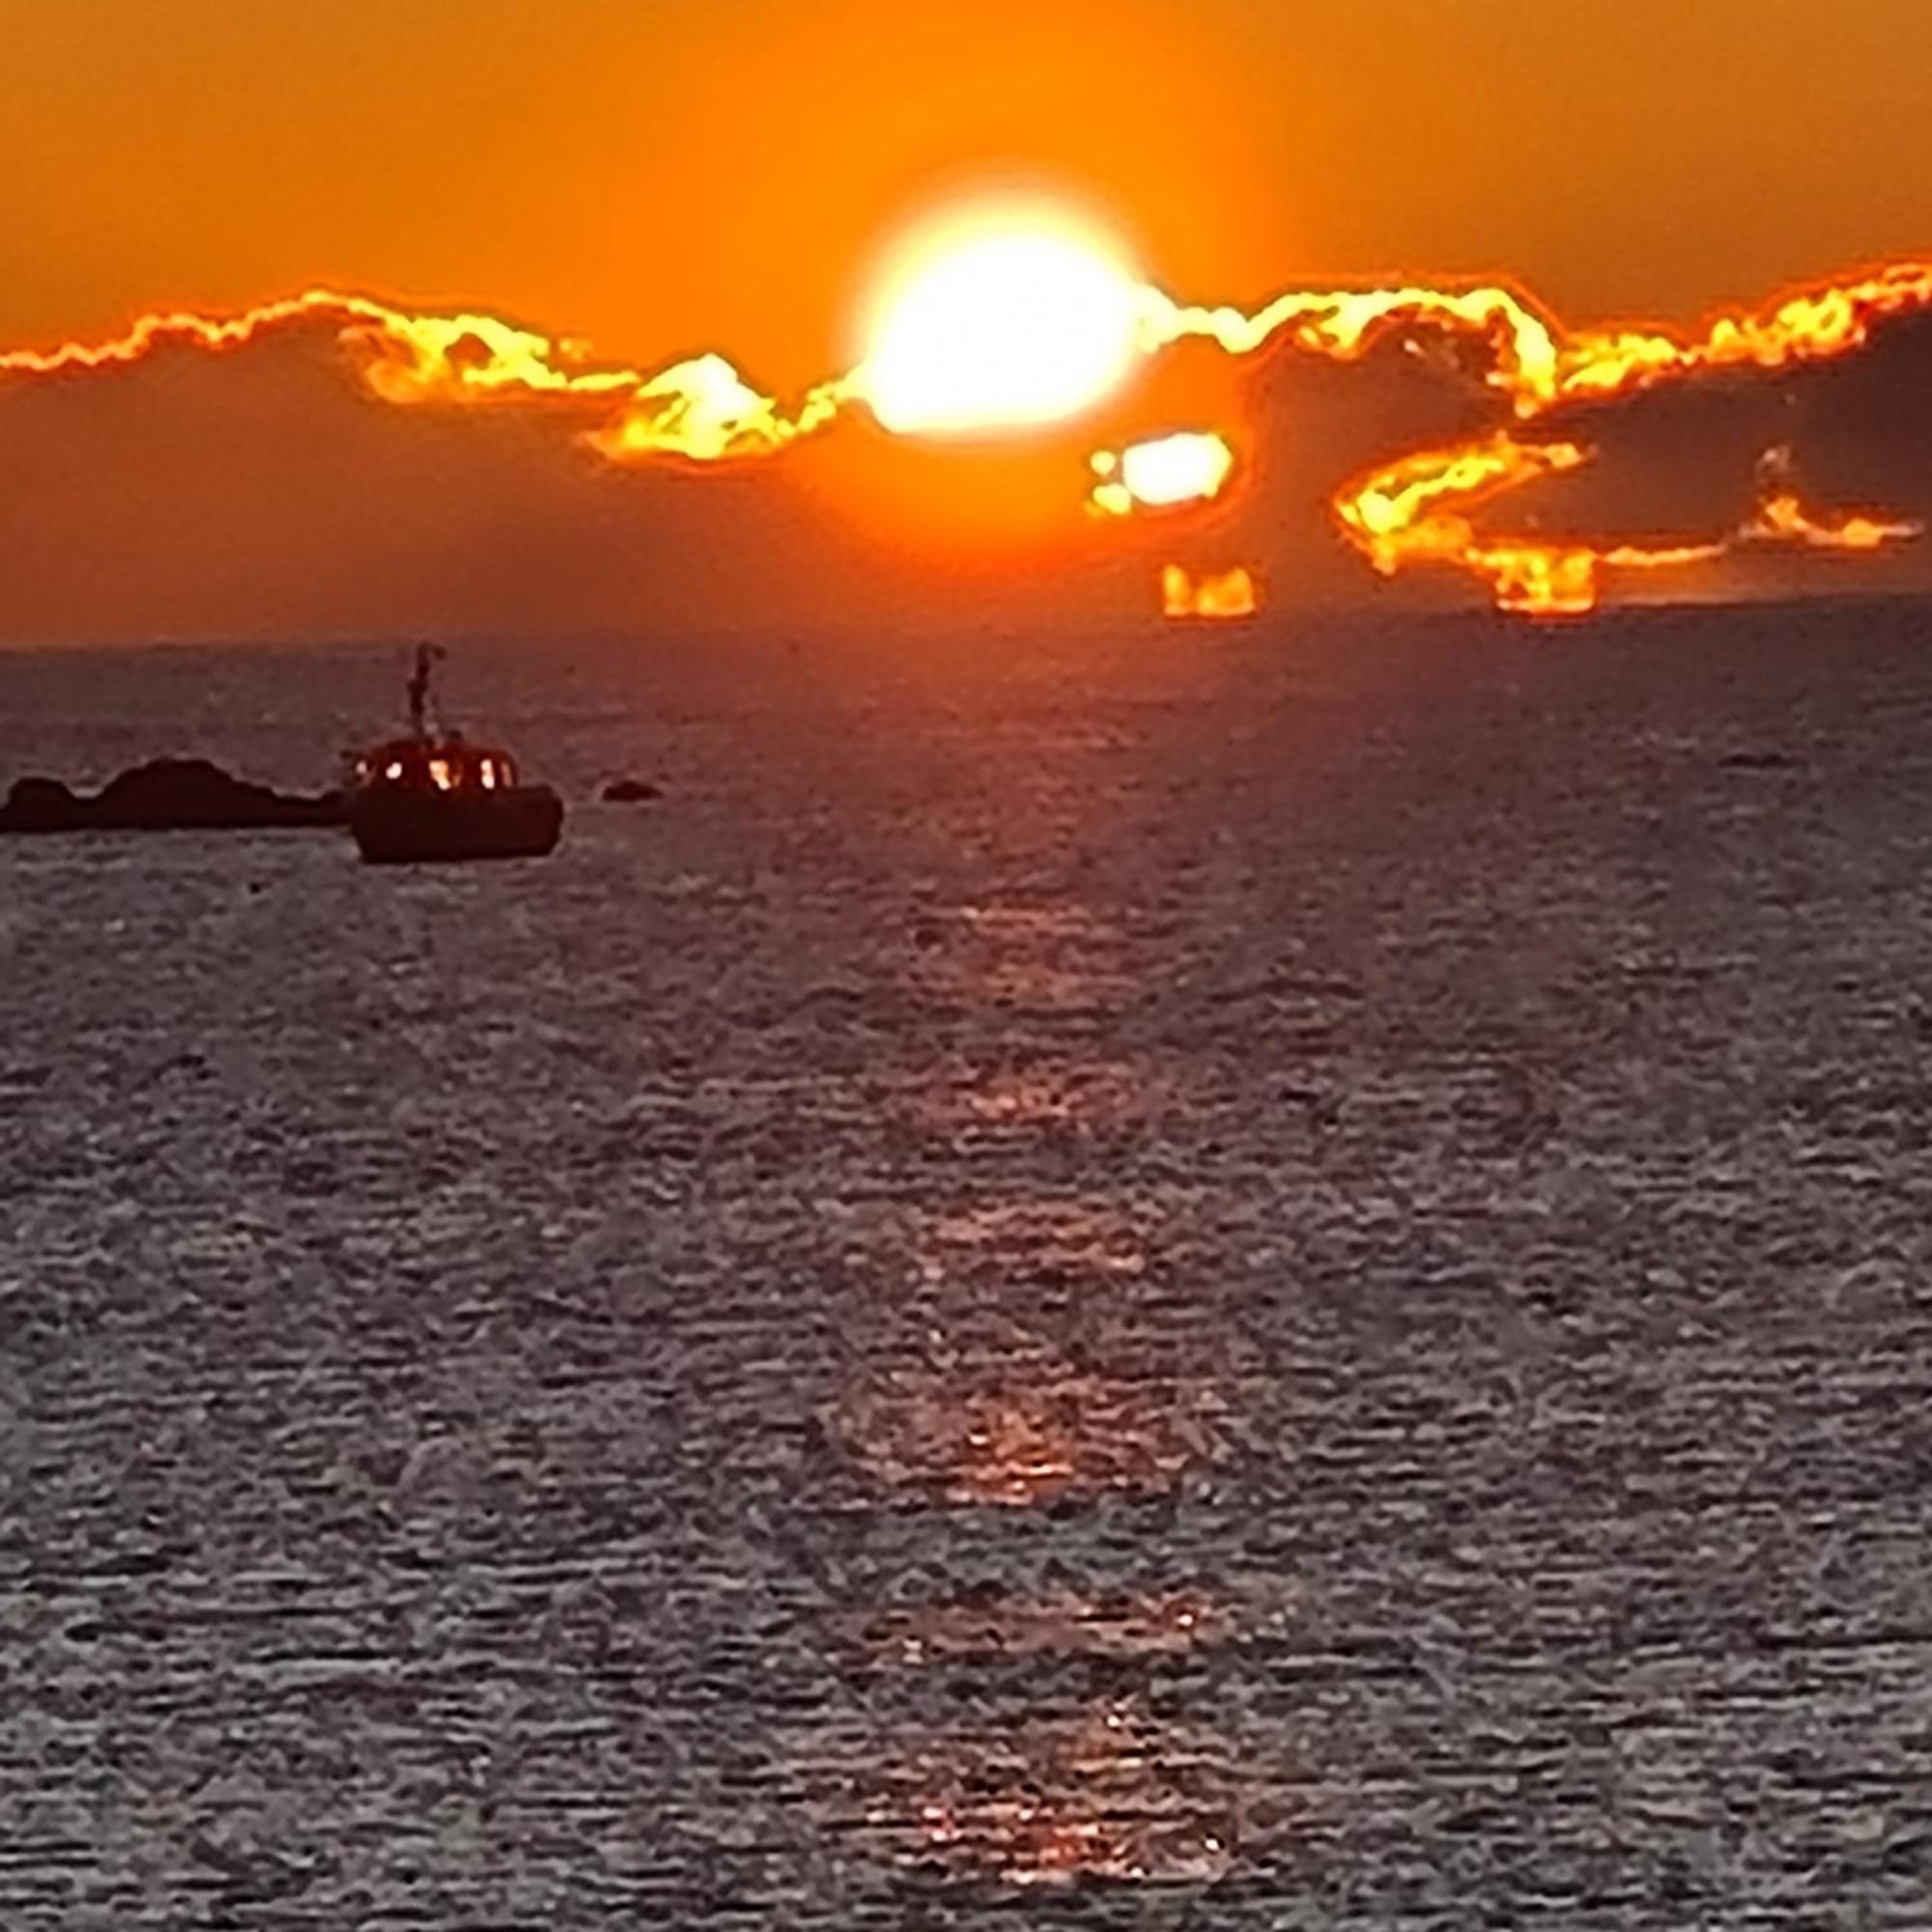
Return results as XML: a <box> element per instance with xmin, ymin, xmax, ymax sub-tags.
<box><xmin>407</xmin><ymin>643</ymin><xmax>444</xmax><ymax>741</ymax></box>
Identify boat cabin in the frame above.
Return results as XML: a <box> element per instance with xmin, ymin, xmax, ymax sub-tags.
<box><xmin>355</xmin><ymin>737</ymin><xmax>520</xmax><ymax>794</ymax></box>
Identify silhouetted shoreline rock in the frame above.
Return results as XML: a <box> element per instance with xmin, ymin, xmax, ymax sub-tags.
<box><xmin>0</xmin><ymin>759</ymin><xmax>345</xmax><ymax>834</ymax></box>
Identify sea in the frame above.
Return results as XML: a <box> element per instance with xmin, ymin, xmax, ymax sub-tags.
<box><xmin>4</xmin><ymin>596</ymin><xmax>1931</xmax><ymax>1928</ymax></box>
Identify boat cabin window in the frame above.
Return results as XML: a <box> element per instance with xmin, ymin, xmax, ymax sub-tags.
<box><xmin>357</xmin><ymin>741</ymin><xmax>517</xmax><ymax>791</ymax></box>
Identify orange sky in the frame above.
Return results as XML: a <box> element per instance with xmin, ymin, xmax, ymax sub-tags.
<box><xmin>7</xmin><ymin>0</ymin><xmax>1930</xmax><ymax>388</ymax></box>
<box><xmin>2</xmin><ymin>0</ymin><xmax>1928</xmax><ymax>640</ymax></box>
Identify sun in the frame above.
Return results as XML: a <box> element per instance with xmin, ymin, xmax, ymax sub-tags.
<box><xmin>855</xmin><ymin>203</ymin><xmax>1146</xmax><ymax>436</ymax></box>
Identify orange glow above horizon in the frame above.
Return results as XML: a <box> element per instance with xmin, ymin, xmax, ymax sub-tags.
<box><xmin>3</xmin><ymin>0</ymin><xmax>1931</xmax><ymax>646</ymax></box>
<box><xmin>0</xmin><ymin>244</ymin><xmax>1927</xmax><ymax>629</ymax></box>
<box><xmin>854</xmin><ymin>207</ymin><xmax>1144</xmax><ymax>435</ymax></box>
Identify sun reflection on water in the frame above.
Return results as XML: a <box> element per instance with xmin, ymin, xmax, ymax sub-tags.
<box><xmin>836</xmin><ymin>1702</ymin><xmax>1241</xmax><ymax>1889</ymax></box>
<box><xmin>799</xmin><ymin>870</ymin><xmax>1259</xmax><ymax>1893</ymax></box>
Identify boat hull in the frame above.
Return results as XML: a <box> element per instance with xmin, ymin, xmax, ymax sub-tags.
<box><xmin>349</xmin><ymin>786</ymin><xmax>564</xmax><ymax>865</ymax></box>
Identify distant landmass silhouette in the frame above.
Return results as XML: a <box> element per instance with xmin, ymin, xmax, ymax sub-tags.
<box><xmin>0</xmin><ymin>758</ymin><xmax>344</xmax><ymax>834</ymax></box>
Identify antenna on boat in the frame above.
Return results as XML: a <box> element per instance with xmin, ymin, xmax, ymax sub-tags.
<box><xmin>407</xmin><ymin>643</ymin><xmax>445</xmax><ymax>740</ymax></box>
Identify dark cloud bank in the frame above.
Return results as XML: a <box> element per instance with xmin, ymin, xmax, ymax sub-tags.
<box><xmin>0</xmin><ymin>299</ymin><xmax>1925</xmax><ymax>644</ymax></box>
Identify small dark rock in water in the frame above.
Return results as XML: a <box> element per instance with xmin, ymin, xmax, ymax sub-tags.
<box><xmin>602</xmin><ymin>778</ymin><xmax>663</xmax><ymax>804</ymax></box>
<box><xmin>1718</xmin><ymin>749</ymin><xmax>1799</xmax><ymax>772</ymax></box>
<box><xmin>0</xmin><ymin>759</ymin><xmax>344</xmax><ymax>834</ymax></box>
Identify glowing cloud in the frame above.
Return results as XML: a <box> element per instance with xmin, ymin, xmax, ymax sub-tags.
<box><xmin>1334</xmin><ymin>434</ymin><xmax>1590</xmax><ymax>570</ymax></box>
<box><xmin>0</xmin><ymin>289</ymin><xmax>838</xmax><ymax>465</ymax></box>
<box><xmin>1127</xmin><ymin>261</ymin><xmax>1932</xmax><ymax>615</ymax></box>
<box><xmin>585</xmin><ymin>358</ymin><xmax>846</xmax><ymax>464</ymax></box>
<box><xmin>1161</xmin><ymin>564</ymin><xmax>1257</xmax><ymax>620</ymax></box>
<box><xmin>1091</xmin><ymin>432</ymin><xmax>1235</xmax><ymax>516</ymax></box>
<box><xmin>1139</xmin><ymin>281</ymin><xmax>1565</xmax><ymax>410</ymax></box>
<box><xmin>1740</xmin><ymin>444</ymin><xmax>1924</xmax><ymax>553</ymax></box>
<box><xmin>2</xmin><ymin>250</ymin><xmax>1928</xmax><ymax>624</ymax></box>
<box><xmin>1138</xmin><ymin>264</ymin><xmax>1932</xmax><ymax>420</ymax></box>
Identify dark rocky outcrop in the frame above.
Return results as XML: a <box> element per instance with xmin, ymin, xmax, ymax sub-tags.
<box><xmin>0</xmin><ymin>759</ymin><xmax>345</xmax><ymax>834</ymax></box>
<box><xmin>601</xmin><ymin>778</ymin><xmax>663</xmax><ymax>804</ymax></box>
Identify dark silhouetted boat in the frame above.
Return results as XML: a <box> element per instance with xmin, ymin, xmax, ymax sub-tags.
<box><xmin>348</xmin><ymin>646</ymin><xmax>563</xmax><ymax>865</ymax></box>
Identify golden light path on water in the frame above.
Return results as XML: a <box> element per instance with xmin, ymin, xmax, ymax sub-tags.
<box><xmin>771</xmin><ymin>839</ymin><xmax>1293</xmax><ymax>1893</ymax></box>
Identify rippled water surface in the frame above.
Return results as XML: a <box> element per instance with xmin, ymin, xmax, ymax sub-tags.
<box><xmin>5</xmin><ymin>602</ymin><xmax>1932</xmax><ymax>1926</ymax></box>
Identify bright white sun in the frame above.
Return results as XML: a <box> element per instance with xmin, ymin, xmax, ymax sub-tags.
<box><xmin>856</xmin><ymin>205</ymin><xmax>1145</xmax><ymax>435</ymax></box>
